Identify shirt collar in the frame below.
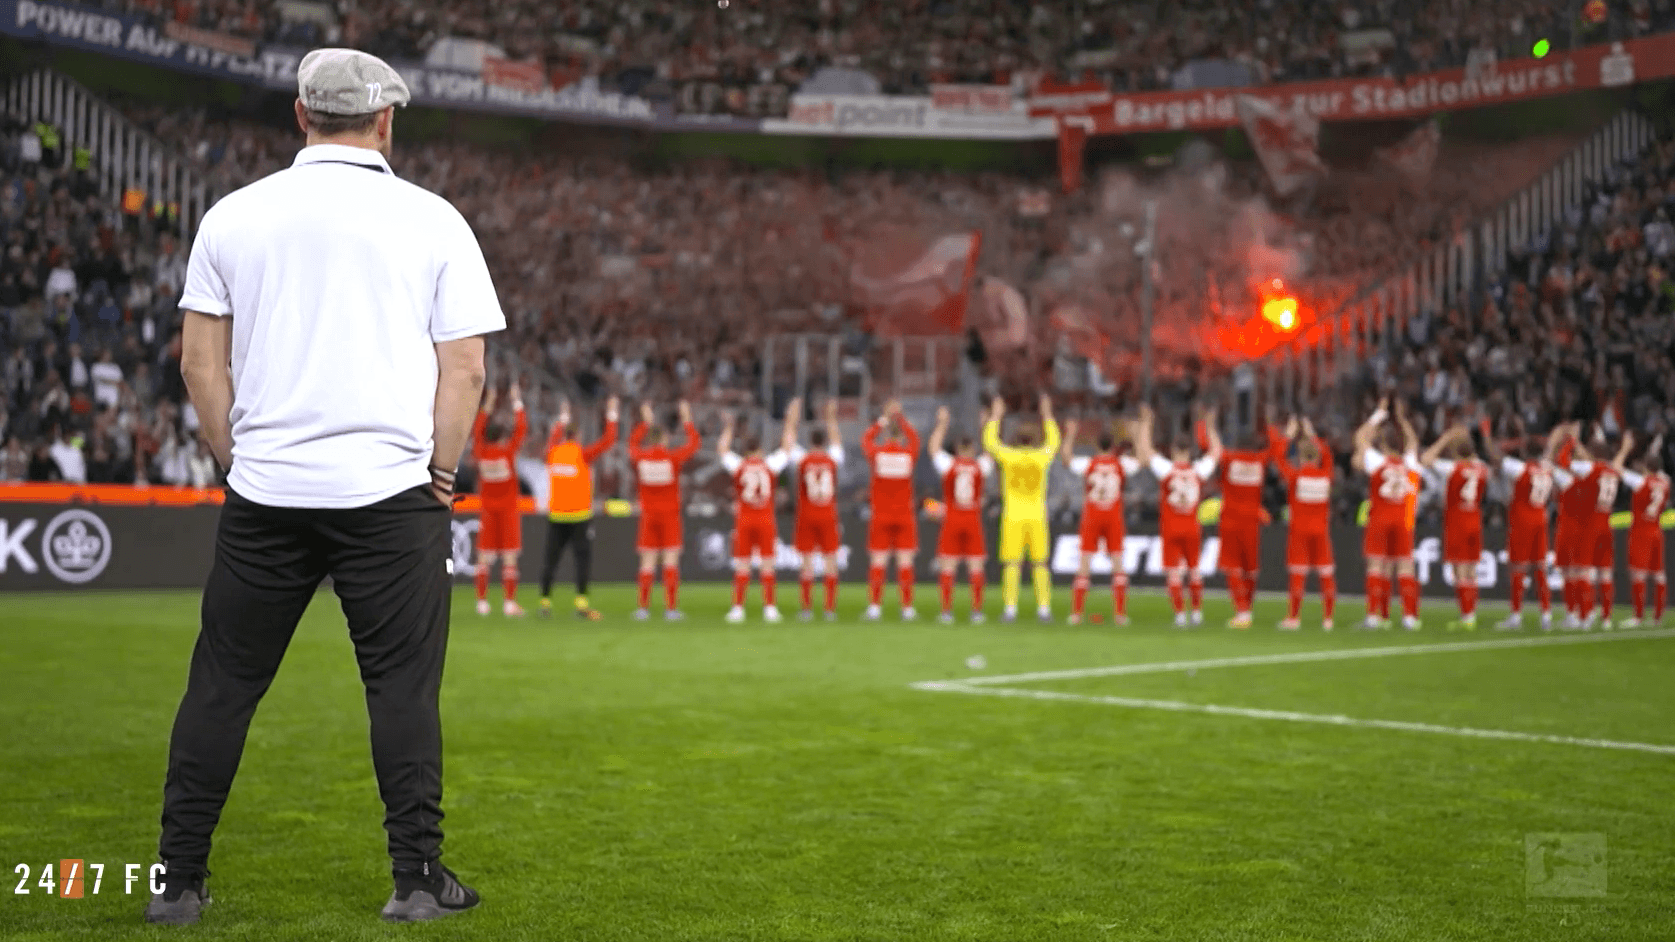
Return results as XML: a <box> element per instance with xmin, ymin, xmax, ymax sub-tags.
<box><xmin>292</xmin><ymin>143</ymin><xmax>392</xmax><ymax>174</ymax></box>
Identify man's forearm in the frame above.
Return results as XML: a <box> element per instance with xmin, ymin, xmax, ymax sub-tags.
<box><xmin>432</xmin><ymin>336</ymin><xmax>487</xmax><ymax>473</ymax></box>
<box><xmin>432</xmin><ymin>367</ymin><xmax>485</xmax><ymax>473</ymax></box>
<box><xmin>183</xmin><ymin>366</ymin><xmax>234</xmax><ymax>470</ymax></box>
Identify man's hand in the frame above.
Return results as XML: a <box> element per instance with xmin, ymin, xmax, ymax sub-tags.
<box><xmin>824</xmin><ymin>398</ymin><xmax>839</xmax><ymax>421</ymax></box>
<box><xmin>482</xmin><ymin>386</ymin><xmax>498</xmax><ymax>414</ymax></box>
<box><xmin>990</xmin><ymin>396</ymin><xmax>1005</xmax><ymax>422</ymax></box>
<box><xmin>1284</xmin><ymin>415</ymin><xmax>1299</xmax><ymax>439</ymax></box>
<box><xmin>721</xmin><ymin>411</ymin><xmax>736</xmax><ymax>431</ymax></box>
<box><xmin>1038</xmin><ymin>393</ymin><xmax>1054</xmax><ymax>421</ymax></box>
<box><xmin>640</xmin><ymin>402</ymin><xmax>656</xmax><ymax>425</ymax></box>
<box><xmin>934</xmin><ymin>406</ymin><xmax>950</xmax><ymax>428</ymax></box>
<box><xmin>678</xmin><ymin>400</ymin><xmax>693</xmax><ymax>424</ymax></box>
<box><xmin>885</xmin><ymin>399</ymin><xmax>902</xmax><ymax>419</ymax></box>
<box><xmin>509</xmin><ymin>380</ymin><xmax>524</xmax><ymax>410</ymax></box>
<box><xmin>605</xmin><ymin>394</ymin><xmax>620</xmax><ymax>422</ymax></box>
<box><xmin>557</xmin><ymin>396</ymin><xmax>572</xmax><ymax>428</ymax></box>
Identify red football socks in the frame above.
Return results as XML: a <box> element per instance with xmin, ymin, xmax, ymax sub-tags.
<box><xmin>868</xmin><ymin>565</ymin><xmax>885</xmax><ymax>606</ymax></box>
<box><xmin>732</xmin><ymin>571</ymin><xmax>749</xmax><ymax>607</ymax></box>
<box><xmin>940</xmin><ymin>572</ymin><xmax>955</xmax><ymax>613</ymax></box>
<box><xmin>1399</xmin><ymin>574</ymin><xmax>1419</xmax><ymax>619</ymax></box>
<box><xmin>898</xmin><ymin>567</ymin><xmax>915</xmax><ymax>609</ymax></box>
<box><xmin>1509</xmin><ymin>570</ymin><xmax>1525</xmax><ymax>615</ymax></box>
<box><xmin>638</xmin><ymin>570</ymin><xmax>654</xmax><ymax>608</ymax></box>
<box><xmin>663</xmin><ymin>566</ymin><xmax>680</xmax><ymax>610</ymax></box>
<box><xmin>1320</xmin><ymin>574</ymin><xmax>1336</xmax><ymax>621</ymax></box>
<box><xmin>502</xmin><ymin>565</ymin><xmax>518</xmax><ymax>603</ymax></box>
<box><xmin>1113</xmin><ymin>575</ymin><xmax>1127</xmax><ymax>619</ymax></box>
<box><xmin>475</xmin><ymin>567</ymin><xmax>490</xmax><ymax>602</ymax></box>
<box><xmin>1287</xmin><ymin>574</ymin><xmax>1304</xmax><ymax>619</ymax></box>
<box><xmin>1071</xmin><ymin>575</ymin><xmax>1089</xmax><ymax>617</ymax></box>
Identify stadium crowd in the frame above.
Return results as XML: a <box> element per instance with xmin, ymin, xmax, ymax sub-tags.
<box><xmin>5</xmin><ymin>94</ymin><xmax>1672</xmax><ymax>533</ymax></box>
<box><xmin>104</xmin><ymin>0</ymin><xmax>1675</xmax><ymax>110</ymax></box>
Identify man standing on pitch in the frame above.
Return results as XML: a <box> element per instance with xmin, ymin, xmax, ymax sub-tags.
<box><xmin>153</xmin><ymin>49</ymin><xmax>502</xmax><ymax>925</ymax></box>
<box><xmin>538</xmin><ymin>394</ymin><xmax>619</xmax><ymax>620</ymax></box>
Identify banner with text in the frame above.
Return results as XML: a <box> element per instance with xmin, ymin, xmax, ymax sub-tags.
<box><xmin>763</xmin><ymin>91</ymin><xmax>1056</xmax><ymax>139</ymax></box>
<box><xmin>1030</xmin><ymin>35</ymin><xmax>1671</xmax><ymax>134</ymax></box>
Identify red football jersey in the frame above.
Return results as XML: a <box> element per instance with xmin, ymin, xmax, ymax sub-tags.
<box><xmin>1364</xmin><ymin>449</ymin><xmax>1418</xmax><ymax>525</ymax></box>
<box><xmin>1151</xmin><ymin>455</ymin><xmax>1215</xmax><ymax>532</ymax></box>
<box><xmin>629</xmin><ymin>421</ymin><xmax>701</xmax><ymax>514</ymax></box>
<box><xmin>1442</xmin><ymin>458</ymin><xmax>1490</xmax><ymax>530</ymax></box>
<box><xmin>728</xmin><ymin>452</ymin><xmax>788</xmax><ymax>519</ymax></box>
<box><xmin>472</xmin><ymin>408</ymin><xmax>527</xmax><ymax>510</ymax></box>
<box><xmin>794</xmin><ymin>446</ymin><xmax>842</xmax><ymax>520</ymax></box>
<box><xmin>941</xmin><ymin>456</ymin><xmax>986</xmax><ymax>521</ymax></box>
<box><xmin>863</xmin><ymin>418</ymin><xmax>920</xmax><ymax>516</ymax></box>
<box><xmin>1505</xmin><ymin>458</ymin><xmax>1556</xmax><ymax>529</ymax></box>
<box><xmin>1218</xmin><ymin>450</ymin><xmax>1268</xmax><ymax>525</ymax></box>
<box><xmin>1631</xmin><ymin>471</ymin><xmax>1671</xmax><ymax>529</ymax></box>
<box><xmin>1573</xmin><ymin>462</ymin><xmax>1622</xmax><ymax>526</ymax></box>
<box><xmin>1076</xmin><ymin>454</ymin><xmax>1135</xmax><ymax>513</ymax></box>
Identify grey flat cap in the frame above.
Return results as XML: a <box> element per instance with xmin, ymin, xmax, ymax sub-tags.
<box><xmin>297</xmin><ymin>48</ymin><xmax>411</xmax><ymax>115</ymax></box>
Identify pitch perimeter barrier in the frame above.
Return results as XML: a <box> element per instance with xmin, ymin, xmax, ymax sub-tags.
<box><xmin>3</xmin><ymin>500</ymin><xmax>1667</xmax><ymax>603</ymax></box>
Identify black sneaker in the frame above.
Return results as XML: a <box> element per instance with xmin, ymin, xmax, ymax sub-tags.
<box><xmin>381</xmin><ymin>861</ymin><xmax>479</xmax><ymax>922</ymax></box>
<box><xmin>144</xmin><ymin>867</ymin><xmax>210</xmax><ymax>925</ymax></box>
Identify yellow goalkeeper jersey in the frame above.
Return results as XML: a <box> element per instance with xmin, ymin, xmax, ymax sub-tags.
<box><xmin>983</xmin><ymin>419</ymin><xmax>1060</xmax><ymax>523</ymax></box>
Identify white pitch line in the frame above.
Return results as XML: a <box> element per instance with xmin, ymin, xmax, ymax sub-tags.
<box><xmin>911</xmin><ymin>681</ymin><xmax>1675</xmax><ymax>756</ymax></box>
<box><xmin>953</xmin><ymin>628</ymin><xmax>1675</xmax><ymax>687</ymax></box>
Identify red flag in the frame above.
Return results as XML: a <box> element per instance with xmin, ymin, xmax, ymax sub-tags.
<box><xmin>851</xmin><ymin>230</ymin><xmax>983</xmax><ymax>335</ymax></box>
<box><xmin>1235</xmin><ymin>95</ymin><xmax>1326</xmax><ymax>197</ymax></box>
<box><xmin>1058</xmin><ymin>118</ymin><xmax>1090</xmax><ymax>194</ymax></box>
<box><xmin>1375</xmin><ymin>119</ymin><xmax>1441</xmax><ymax>189</ymax></box>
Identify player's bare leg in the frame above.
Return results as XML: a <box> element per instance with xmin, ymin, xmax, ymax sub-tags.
<box><xmin>475</xmin><ymin>550</ymin><xmax>499</xmax><ymax>616</ymax></box>
<box><xmin>864</xmin><ymin>550</ymin><xmax>889</xmax><ymax>621</ymax></box>
<box><xmin>1446</xmin><ymin>562</ymin><xmax>1477</xmax><ymax>632</ymax></box>
<box><xmin>634</xmin><ymin>551</ymin><xmax>658</xmax><ymax>620</ymax></box>
<box><xmin>1395</xmin><ymin>558</ymin><xmax>1421</xmax><ymax>630</ymax></box>
<box><xmin>1069</xmin><ymin>554</ymin><xmax>1092</xmax><ymax>626</ymax></box>
<box><xmin>660</xmin><ymin>547</ymin><xmax>684</xmax><ymax>620</ymax></box>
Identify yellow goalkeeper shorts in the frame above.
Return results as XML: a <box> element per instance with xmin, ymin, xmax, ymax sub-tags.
<box><xmin>999</xmin><ymin>519</ymin><xmax>1049</xmax><ymax>563</ymax></box>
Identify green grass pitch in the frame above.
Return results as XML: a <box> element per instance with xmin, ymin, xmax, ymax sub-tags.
<box><xmin>2</xmin><ymin>584</ymin><xmax>1672</xmax><ymax>941</ymax></box>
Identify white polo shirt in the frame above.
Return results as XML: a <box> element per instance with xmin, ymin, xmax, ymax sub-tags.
<box><xmin>181</xmin><ymin>144</ymin><xmax>505</xmax><ymax>508</ymax></box>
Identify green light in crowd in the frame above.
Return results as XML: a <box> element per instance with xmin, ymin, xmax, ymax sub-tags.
<box><xmin>1532</xmin><ymin>39</ymin><xmax>1551</xmax><ymax>57</ymax></box>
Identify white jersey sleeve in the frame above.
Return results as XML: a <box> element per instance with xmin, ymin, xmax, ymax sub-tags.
<box><xmin>1068</xmin><ymin>455</ymin><xmax>1092</xmax><ymax>476</ymax></box>
<box><xmin>787</xmin><ymin>445</ymin><xmax>806</xmax><ymax>465</ymax></box>
<box><xmin>1119</xmin><ymin>455</ymin><xmax>1142</xmax><ymax>476</ymax></box>
<box><xmin>977</xmin><ymin>454</ymin><xmax>996</xmax><ymax>476</ymax></box>
<box><xmin>1431</xmin><ymin>458</ymin><xmax>1456</xmax><ymax>479</ymax></box>
<box><xmin>719</xmin><ymin>452</ymin><xmax>743</xmax><ymax>474</ymax></box>
<box><xmin>1500</xmin><ymin>456</ymin><xmax>1526</xmax><ymax>479</ymax></box>
<box><xmin>1361</xmin><ymin>447</ymin><xmax>1385</xmax><ymax>476</ymax></box>
<box><xmin>1147</xmin><ymin>455</ymin><xmax>1173</xmax><ymax>480</ymax></box>
<box><xmin>828</xmin><ymin>443</ymin><xmax>846</xmax><ymax>465</ymax></box>
<box><xmin>764</xmin><ymin>450</ymin><xmax>791</xmax><ymax>474</ymax></box>
<box><xmin>931</xmin><ymin>452</ymin><xmax>954</xmax><ymax>475</ymax></box>
<box><xmin>1621</xmin><ymin>469</ymin><xmax>1647</xmax><ymax>490</ymax></box>
<box><xmin>1402</xmin><ymin>451</ymin><xmax>1423</xmax><ymax>473</ymax></box>
<box><xmin>1192</xmin><ymin>455</ymin><xmax>1218</xmax><ymax>480</ymax></box>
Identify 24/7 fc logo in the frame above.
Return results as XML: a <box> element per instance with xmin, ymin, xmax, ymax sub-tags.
<box><xmin>0</xmin><ymin>509</ymin><xmax>114</xmax><ymax>584</ymax></box>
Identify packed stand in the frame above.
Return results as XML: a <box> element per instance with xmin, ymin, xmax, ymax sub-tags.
<box><xmin>96</xmin><ymin>0</ymin><xmax>1675</xmax><ymax>116</ymax></box>
<box><xmin>0</xmin><ymin>114</ymin><xmax>218</xmax><ymax>488</ymax></box>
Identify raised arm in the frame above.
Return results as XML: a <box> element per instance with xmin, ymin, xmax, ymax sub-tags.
<box><xmin>1132</xmin><ymin>405</ymin><xmax>1157</xmax><ymax>465</ymax></box>
<box><xmin>1420</xmin><ymin>424</ymin><xmax>1464</xmax><ymax>467</ymax></box>
<box><xmin>1200</xmin><ymin>405</ymin><xmax>1223</xmax><ymax>464</ymax></box>
<box><xmin>823</xmin><ymin>398</ymin><xmax>842</xmax><ymax>457</ymax></box>
<box><xmin>628</xmin><ymin>401</ymin><xmax>654</xmax><ymax>459</ymax></box>
<box><xmin>1394</xmin><ymin>400</ymin><xmax>1418</xmax><ymax>457</ymax></box>
<box><xmin>981</xmin><ymin>396</ymin><xmax>1010</xmax><ymax>460</ymax></box>
<box><xmin>507</xmin><ymin>381</ymin><xmax>528</xmax><ymax>451</ymax></box>
<box><xmin>927</xmin><ymin>406</ymin><xmax>950</xmax><ymax>458</ymax></box>
<box><xmin>581</xmin><ymin>395</ymin><xmax>620</xmax><ymax>462</ymax></box>
<box><xmin>546</xmin><ymin>396</ymin><xmax>571</xmax><ymax>451</ymax></box>
<box><xmin>1612</xmin><ymin>431</ymin><xmax>1635</xmax><ymax>472</ymax></box>
<box><xmin>1039</xmin><ymin>394</ymin><xmax>1060</xmax><ymax>455</ymax></box>
<box><xmin>673</xmin><ymin>400</ymin><xmax>701</xmax><ymax>462</ymax></box>
<box><xmin>781</xmin><ymin>397</ymin><xmax>802</xmax><ymax>454</ymax></box>
<box><xmin>1060</xmin><ymin>418</ymin><xmax>1079</xmax><ymax>465</ymax></box>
